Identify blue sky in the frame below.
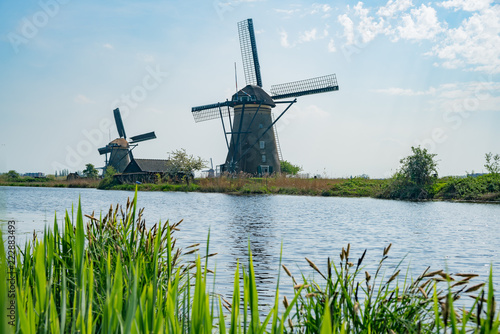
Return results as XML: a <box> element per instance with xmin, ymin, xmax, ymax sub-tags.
<box><xmin>0</xmin><ymin>0</ymin><xmax>499</xmax><ymax>178</ymax></box>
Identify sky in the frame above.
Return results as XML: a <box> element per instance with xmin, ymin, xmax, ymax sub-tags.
<box><xmin>0</xmin><ymin>0</ymin><xmax>499</xmax><ymax>178</ymax></box>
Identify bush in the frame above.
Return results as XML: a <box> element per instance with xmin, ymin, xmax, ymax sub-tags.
<box><xmin>384</xmin><ymin>146</ymin><xmax>438</xmax><ymax>200</ymax></box>
<box><xmin>97</xmin><ymin>166</ymin><xmax>118</xmax><ymax>189</ymax></box>
<box><xmin>435</xmin><ymin>174</ymin><xmax>500</xmax><ymax>201</ymax></box>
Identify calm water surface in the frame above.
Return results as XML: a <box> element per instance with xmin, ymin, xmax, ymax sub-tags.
<box><xmin>1</xmin><ymin>186</ymin><xmax>499</xmax><ymax>307</ymax></box>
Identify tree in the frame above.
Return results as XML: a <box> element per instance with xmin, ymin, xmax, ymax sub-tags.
<box><xmin>484</xmin><ymin>152</ymin><xmax>500</xmax><ymax>175</ymax></box>
<box><xmin>399</xmin><ymin>146</ymin><xmax>438</xmax><ymax>186</ymax></box>
<box><xmin>6</xmin><ymin>170</ymin><xmax>20</xmax><ymax>180</ymax></box>
<box><xmin>386</xmin><ymin>146</ymin><xmax>439</xmax><ymax>200</ymax></box>
<box><xmin>82</xmin><ymin>163</ymin><xmax>99</xmax><ymax>179</ymax></box>
<box><xmin>280</xmin><ymin>160</ymin><xmax>301</xmax><ymax>175</ymax></box>
<box><xmin>166</xmin><ymin>149</ymin><xmax>206</xmax><ymax>184</ymax></box>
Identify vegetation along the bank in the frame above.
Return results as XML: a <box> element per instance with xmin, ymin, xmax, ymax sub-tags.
<box><xmin>1</xmin><ymin>191</ymin><xmax>499</xmax><ymax>333</ymax></box>
<box><xmin>2</xmin><ymin>148</ymin><xmax>500</xmax><ymax>202</ymax></box>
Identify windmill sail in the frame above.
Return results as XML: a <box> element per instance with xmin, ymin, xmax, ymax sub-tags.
<box><xmin>129</xmin><ymin>131</ymin><xmax>156</xmax><ymax>143</ymax></box>
<box><xmin>270</xmin><ymin>74</ymin><xmax>339</xmax><ymax>100</ymax></box>
<box><xmin>238</xmin><ymin>19</ymin><xmax>262</xmax><ymax>87</ymax></box>
<box><xmin>191</xmin><ymin>102</ymin><xmax>233</xmax><ymax>123</ymax></box>
<box><xmin>113</xmin><ymin>108</ymin><xmax>127</xmax><ymax>138</ymax></box>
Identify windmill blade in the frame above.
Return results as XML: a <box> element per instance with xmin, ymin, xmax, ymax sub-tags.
<box><xmin>98</xmin><ymin>146</ymin><xmax>112</xmax><ymax>155</ymax></box>
<box><xmin>191</xmin><ymin>102</ymin><xmax>233</xmax><ymax>123</ymax></box>
<box><xmin>238</xmin><ymin>18</ymin><xmax>263</xmax><ymax>87</ymax></box>
<box><xmin>130</xmin><ymin>131</ymin><xmax>156</xmax><ymax>144</ymax></box>
<box><xmin>113</xmin><ymin>108</ymin><xmax>127</xmax><ymax>139</ymax></box>
<box><xmin>270</xmin><ymin>74</ymin><xmax>339</xmax><ymax>100</ymax></box>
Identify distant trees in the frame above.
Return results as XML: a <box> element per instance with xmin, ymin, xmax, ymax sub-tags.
<box><xmin>6</xmin><ymin>170</ymin><xmax>20</xmax><ymax>180</ymax></box>
<box><xmin>280</xmin><ymin>160</ymin><xmax>302</xmax><ymax>175</ymax></box>
<box><xmin>83</xmin><ymin>163</ymin><xmax>99</xmax><ymax>179</ymax></box>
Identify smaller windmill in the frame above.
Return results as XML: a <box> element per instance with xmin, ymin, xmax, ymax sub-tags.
<box><xmin>97</xmin><ymin>108</ymin><xmax>157</xmax><ymax>173</ymax></box>
<box><xmin>191</xmin><ymin>18</ymin><xmax>339</xmax><ymax>175</ymax></box>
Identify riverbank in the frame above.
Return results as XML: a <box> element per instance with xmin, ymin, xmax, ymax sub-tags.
<box><xmin>2</xmin><ymin>174</ymin><xmax>499</xmax><ymax>202</ymax></box>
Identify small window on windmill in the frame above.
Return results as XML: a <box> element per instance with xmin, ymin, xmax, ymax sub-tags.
<box><xmin>259</xmin><ymin>141</ymin><xmax>265</xmax><ymax>149</ymax></box>
<box><xmin>262</xmin><ymin>155</ymin><xmax>266</xmax><ymax>163</ymax></box>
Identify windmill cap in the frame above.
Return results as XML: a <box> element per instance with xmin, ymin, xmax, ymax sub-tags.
<box><xmin>110</xmin><ymin>138</ymin><xmax>129</xmax><ymax>148</ymax></box>
<box><xmin>231</xmin><ymin>85</ymin><xmax>276</xmax><ymax>107</ymax></box>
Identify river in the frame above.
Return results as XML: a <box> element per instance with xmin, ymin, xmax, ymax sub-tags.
<box><xmin>1</xmin><ymin>186</ymin><xmax>499</xmax><ymax>308</ymax></box>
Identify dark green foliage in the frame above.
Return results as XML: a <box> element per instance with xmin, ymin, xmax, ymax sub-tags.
<box><xmin>434</xmin><ymin>174</ymin><xmax>500</xmax><ymax>201</ymax></box>
<box><xmin>280</xmin><ymin>160</ymin><xmax>302</xmax><ymax>175</ymax></box>
<box><xmin>6</xmin><ymin>170</ymin><xmax>20</xmax><ymax>180</ymax></box>
<box><xmin>82</xmin><ymin>163</ymin><xmax>99</xmax><ymax>179</ymax></box>
<box><xmin>484</xmin><ymin>152</ymin><xmax>500</xmax><ymax>175</ymax></box>
<box><xmin>383</xmin><ymin>146</ymin><xmax>439</xmax><ymax>200</ymax></box>
<box><xmin>97</xmin><ymin>166</ymin><xmax>118</xmax><ymax>189</ymax></box>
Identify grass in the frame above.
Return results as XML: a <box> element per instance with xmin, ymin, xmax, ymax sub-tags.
<box><xmin>0</xmin><ymin>175</ymin><xmax>99</xmax><ymax>188</ymax></box>
<box><xmin>1</xmin><ymin>189</ymin><xmax>499</xmax><ymax>333</ymax></box>
<box><xmin>4</xmin><ymin>172</ymin><xmax>500</xmax><ymax>203</ymax></box>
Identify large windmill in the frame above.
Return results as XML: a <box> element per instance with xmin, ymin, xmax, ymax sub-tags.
<box><xmin>97</xmin><ymin>108</ymin><xmax>157</xmax><ymax>173</ymax></box>
<box><xmin>191</xmin><ymin>18</ymin><xmax>339</xmax><ymax>175</ymax></box>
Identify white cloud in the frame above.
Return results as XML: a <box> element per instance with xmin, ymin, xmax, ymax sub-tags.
<box><xmin>354</xmin><ymin>2</ymin><xmax>386</xmax><ymax>43</ymax></box>
<box><xmin>338</xmin><ymin>13</ymin><xmax>355</xmax><ymax>45</ymax></box>
<box><xmin>280</xmin><ymin>26</ymin><xmax>329</xmax><ymax>48</ymax></box>
<box><xmin>74</xmin><ymin>94</ymin><xmax>94</xmax><ymax>104</ymax></box>
<box><xmin>299</xmin><ymin>28</ymin><xmax>318</xmax><ymax>42</ymax></box>
<box><xmin>430</xmin><ymin>81</ymin><xmax>500</xmax><ymax>113</ymax></box>
<box><xmin>377</xmin><ymin>0</ymin><xmax>413</xmax><ymax>17</ymax></box>
<box><xmin>372</xmin><ymin>87</ymin><xmax>436</xmax><ymax>96</ymax></box>
<box><xmin>438</xmin><ymin>0</ymin><xmax>493</xmax><ymax>12</ymax></box>
<box><xmin>396</xmin><ymin>4</ymin><xmax>444</xmax><ymax>40</ymax></box>
<box><xmin>274</xmin><ymin>8</ymin><xmax>300</xmax><ymax>17</ymax></box>
<box><xmin>328</xmin><ymin>38</ymin><xmax>336</xmax><ymax>52</ymax></box>
<box><xmin>310</xmin><ymin>3</ymin><xmax>332</xmax><ymax>17</ymax></box>
<box><xmin>373</xmin><ymin>81</ymin><xmax>500</xmax><ymax>115</ymax></box>
<box><xmin>430</xmin><ymin>5</ymin><xmax>500</xmax><ymax>73</ymax></box>
<box><xmin>279</xmin><ymin>29</ymin><xmax>290</xmax><ymax>48</ymax></box>
<box><xmin>103</xmin><ymin>43</ymin><xmax>114</xmax><ymax>50</ymax></box>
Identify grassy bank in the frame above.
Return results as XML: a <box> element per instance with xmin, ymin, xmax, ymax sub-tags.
<box><xmin>3</xmin><ymin>172</ymin><xmax>500</xmax><ymax>203</ymax></box>
<box><xmin>2</xmin><ymin>190</ymin><xmax>499</xmax><ymax>333</ymax></box>
<box><xmin>101</xmin><ymin>176</ymin><xmax>387</xmax><ymax>198</ymax></box>
<box><xmin>0</xmin><ymin>175</ymin><xmax>99</xmax><ymax>188</ymax></box>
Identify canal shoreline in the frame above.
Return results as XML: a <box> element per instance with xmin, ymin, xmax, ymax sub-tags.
<box><xmin>2</xmin><ymin>175</ymin><xmax>500</xmax><ymax>204</ymax></box>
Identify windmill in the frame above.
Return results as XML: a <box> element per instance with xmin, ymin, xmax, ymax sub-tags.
<box><xmin>97</xmin><ymin>108</ymin><xmax>157</xmax><ymax>173</ymax></box>
<box><xmin>191</xmin><ymin>18</ymin><xmax>339</xmax><ymax>175</ymax></box>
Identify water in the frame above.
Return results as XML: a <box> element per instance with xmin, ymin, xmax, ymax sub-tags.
<box><xmin>1</xmin><ymin>186</ymin><xmax>499</xmax><ymax>308</ymax></box>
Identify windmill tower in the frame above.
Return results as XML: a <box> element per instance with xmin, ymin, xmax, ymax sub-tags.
<box><xmin>191</xmin><ymin>19</ymin><xmax>339</xmax><ymax>175</ymax></box>
<box><xmin>97</xmin><ymin>108</ymin><xmax>157</xmax><ymax>173</ymax></box>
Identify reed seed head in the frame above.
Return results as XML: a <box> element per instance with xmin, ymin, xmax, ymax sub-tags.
<box><xmin>465</xmin><ymin>283</ymin><xmax>485</xmax><ymax>293</ymax></box>
<box><xmin>282</xmin><ymin>264</ymin><xmax>292</xmax><ymax>277</ymax></box>
<box><xmin>283</xmin><ymin>296</ymin><xmax>289</xmax><ymax>309</ymax></box>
